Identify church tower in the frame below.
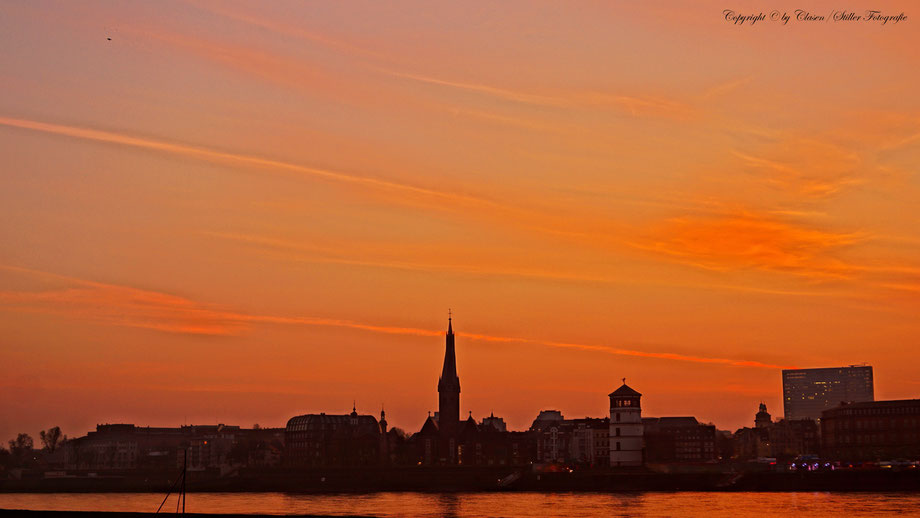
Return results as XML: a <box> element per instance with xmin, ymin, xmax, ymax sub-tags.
<box><xmin>438</xmin><ymin>315</ymin><xmax>461</xmax><ymax>464</ymax></box>
<box><xmin>609</xmin><ymin>379</ymin><xmax>643</xmax><ymax>467</ymax></box>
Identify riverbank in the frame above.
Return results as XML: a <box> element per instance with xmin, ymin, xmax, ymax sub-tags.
<box><xmin>3</xmin><ymin>467</ymin><xmax>919</xmax><ymax>493</ymax></box>
<box><xmin>0</xmin><ymin>512</ymin><xmax>367</xmax><ymax>518</ymax></box>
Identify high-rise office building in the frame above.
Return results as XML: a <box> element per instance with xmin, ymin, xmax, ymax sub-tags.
<box><xmin>782</xmin><ymin>365</ymin><xmax>874</xmax><ymax>421</ymax></box>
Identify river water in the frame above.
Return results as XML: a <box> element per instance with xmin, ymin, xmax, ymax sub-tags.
<box><xmin>1</xmin><ymin>492</ymin><xmax>919</xmax><ymax>516</ymax></box>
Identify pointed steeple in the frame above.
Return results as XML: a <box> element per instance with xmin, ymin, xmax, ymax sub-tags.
<box><xmin>439</xmin><ymin>315</ymin><xmax>459</xmax><ymax>390</ymax></box>
<box><xmin>437</xmin><ymin>312</ymin><xmax>461</xmax><ymax>464</ymax></box>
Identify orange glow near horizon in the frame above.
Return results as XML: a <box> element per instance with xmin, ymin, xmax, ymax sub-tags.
<box><xmin>1</xmin><ymin>1</ymin><xmax>919</xmax><ymax>440</ymax></box>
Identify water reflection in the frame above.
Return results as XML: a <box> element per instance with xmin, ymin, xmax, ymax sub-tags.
<box><xmin>438</xmin><ymin>493</ymin><xmax>461</xmax><ymax>518</ymax></box>
<box><xmin>2</xmin><ymin>491</ymin><xmax>920</xmax><ymax>517</ymax></box>
<box><xmin>604</xmin><ymin>493</ymin><xmax>645</xmax><ymax>517</ymax></box>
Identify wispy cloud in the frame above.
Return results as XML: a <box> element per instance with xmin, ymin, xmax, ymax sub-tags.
<box><xmin>384</xmin><ymin>70</ymin><xmax>694</xmax><ymax>119</ymax></box>
<box><xmin>633</xmin><ymin>210</ymin><xmax>863</xmax><ymax>279</ymax></box>
<box><xmin>186</xmin><ymin>3</ymin><xmax>695</xmax><ymax>122</ymax></box>
<box><xmin>0</xmin><ymin>264</ymin><xmax>793</xmax><ymax>369</ymax></box>
<box><xmin>442</xmin><ymin>105</ymin><xmax>565</xmax><ymax>133</ymax></box>
<box><xmin>462</xmin><ymin>334</ymin><xmax>795</xmax><ymax>370</ymax></box>
<box><xmin>876</xmin><ymin>282</ymin><xmax>920</xmax><ymax>294</ymax></box>
<box><xmin>205</xmin><ymin>231</ymin><xmax>839</xmax><ymax>299</ymax></box>
<box><xmin>0</xmin><ymin>264</ymin><xmax>242</xmax><ymax>335</ymax></box>
<box><xmin>383</xmin><ymin>70</ymin><xmax>569</xmax><ymax>107</ymax></box>
<box><xmin>731</xmin><ymin>141</ymin><xmax>864</xmax><ymax>198</ymax></box>
<box><xmin>202</xmin><ymin>231</ymin><xmax>633</xmax><ymax>285</ymax></box>
<box><xmin>0</xmin><ymin>116</ymin><xmax>499</xmax><ymax>210</ymax></box>
<box><xmin>188</xmin><ymin>0</ymin><xmax>388</xmax><ymax>62</ymax></box>
<box><xmin>0</xmin><ymin>115</ymin><xmax>698</xmax><ymax>264</ymax></box>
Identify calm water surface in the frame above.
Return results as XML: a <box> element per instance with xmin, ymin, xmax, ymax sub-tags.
<box><xmin>2</xmin><ymin>492</ymin><xmax>920</xmax><ymax>517</ymax></box>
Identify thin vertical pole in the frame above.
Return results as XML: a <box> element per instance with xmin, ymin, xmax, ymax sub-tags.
<box><xmin>155</xmin><ymin>464</ymin><xmax>179</xmax><ymax>514</ymax></box>
<box><xmin>175</xmin><ymin>448</ymin><xmax>186</xmax><ymax>513</ymax></box>
<box><xmin>155</xmin><ymin>471</ymin><xmax>181</xmax><ymax>514</ymax></box>
<box><xmin>182</xmin><ymin>448</ymin><xmax>187</xmax><ymax>514</ymax></box>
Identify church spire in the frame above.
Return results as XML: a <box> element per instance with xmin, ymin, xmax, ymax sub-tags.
<box><xmin>439</xmin><ymin>314</ymin><xmax>459</xmax><ymax>388</ymax></box>
<box><xmin>437</xmin><ymin>312</ymin><xmax>461</xmax><ymax>464</ymax></box>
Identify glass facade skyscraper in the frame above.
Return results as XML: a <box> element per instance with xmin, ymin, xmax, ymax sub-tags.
<box><xmin>782</xmin><ymin>365</ymin><xmax>874</xmax><ymax>421</ymax></box>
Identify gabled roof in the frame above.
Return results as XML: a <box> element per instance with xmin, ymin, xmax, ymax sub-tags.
<box><xmin>459</xmin><ymin>415</ymin><xmax>479</xmax><ymax>436</ymax></box>
<box><xmin>609</xmin><ymin>383</ymin><xmax>641</xmax><ymax>397</ymax></box>
<box><xmin>418</xmin><ymin>415</ymin><xmax>439</xmax><ymax>435</ymax></box>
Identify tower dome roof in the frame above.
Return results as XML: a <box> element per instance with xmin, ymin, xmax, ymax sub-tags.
<box><xmin>609</xmin><ymin>383</ymin><xmax>642</xmax><ymax>397</ymax></box>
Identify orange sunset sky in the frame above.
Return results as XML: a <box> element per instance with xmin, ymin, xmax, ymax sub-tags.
<box><xmin>1</xmin><ymin>1</ymin><xmax>919</xmax><ymax>442</ymax></box>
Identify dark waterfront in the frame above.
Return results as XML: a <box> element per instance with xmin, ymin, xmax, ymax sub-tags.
<box><xmin>3</xmin><ymin>491</ymin><xmax>920</xmax><ymax>517</ymax></box>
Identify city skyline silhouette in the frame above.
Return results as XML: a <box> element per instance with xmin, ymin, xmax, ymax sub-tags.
<box><xmin>2</xmin><ymin>0</ymin><xmax>919</xmax><ymax>454</ymax></box>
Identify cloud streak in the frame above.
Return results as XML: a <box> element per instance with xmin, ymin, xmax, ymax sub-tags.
<box><xmin>0</xmin><ymin>264</ymin><xmax>244</xmax><ymax>335</ymax></box>
<box><xmin>189</xmin><ymin>0</ymin><xmax>388</xmax><ymax>62</ymax></box>
<box><xmin>732</xmin><ymin>141</ymin><xmax>864</xmax><ymax>198</ymax></box>
<box><xmin>0</xmin><ymin>116</ymin><xmax>499</xmax><ymax>210</ymax></box>
<box><xmin>385</xmin><ymin>70</ymin><xmax>693</xmax><ymax>119</ymax></box>
<box><xmin>0</xmin><ymin>264</ymin><xmax>793</xmax><ymax>370</ymax></box>
<box><xmin>634</xmin><ymin>209</ymin><xmax>863</xmax><ymax>279</ymax></box>
<box><xmin>183</xmin><ymin>4</ymin><xmax>694</xmax><ymax>121</ymax></box>
<box><xmin>204</xmin><ymin>230</ymin><xmax>840</xmax><ymax>298</ymax></box>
